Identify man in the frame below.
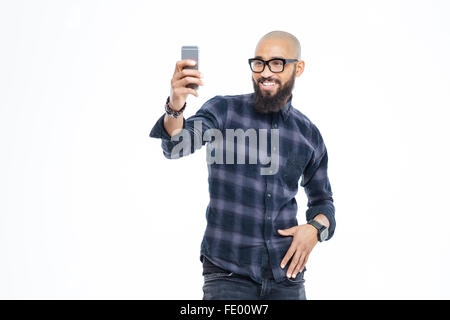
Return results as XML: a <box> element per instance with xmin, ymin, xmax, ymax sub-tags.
<box><xmin>149</xmin><ymin>31</ymin><xmax>335</xmax><ymax>300</ymax></box>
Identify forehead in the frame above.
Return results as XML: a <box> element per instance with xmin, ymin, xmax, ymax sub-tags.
<box><xmin>254</xmin><ymin>38</ymin><xmax>294</xmax><ymax>59</ymax></box>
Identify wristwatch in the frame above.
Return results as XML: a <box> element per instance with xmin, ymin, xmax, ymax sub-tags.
<box><xmin>164</xmin><ymin>96</ymin><xmax>186</xmax><ymax>118</ymax></box>
<box><xmin>307</xmin><ymin>219</ymin><xmax>329</xmax><ymax>242</ymax></box>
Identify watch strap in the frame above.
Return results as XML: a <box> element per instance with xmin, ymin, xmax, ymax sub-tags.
<box><xmin>307</xmin><ymin>219</ymin><xmax>323</xmax><ymax>231</ymax></box>
<box><xmin>307</xmin><ymin>219</ymin><xmax>327</xmax><ymax>242</ymax></box>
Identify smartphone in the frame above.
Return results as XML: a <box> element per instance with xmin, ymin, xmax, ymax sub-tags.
<box><xmin>181</xmin><ymin>46</ymin><xmax>199</xmax><ymax>90</ymax></box>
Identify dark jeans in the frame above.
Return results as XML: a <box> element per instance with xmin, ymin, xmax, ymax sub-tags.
<box><xmin>201</xmin><ymin>256</ymin><xmax>306</xmax><ymax>300</ymax></box>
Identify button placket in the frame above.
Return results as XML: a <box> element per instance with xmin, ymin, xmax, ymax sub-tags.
<box><xmin>264</xmin><ymin>118</ymin><xmax>275</xmax><ymax>270</ymax></box>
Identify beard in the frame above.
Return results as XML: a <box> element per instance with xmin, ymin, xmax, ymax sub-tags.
<box><xmin>252</xmin><ymin>69</ymin><xmax>296</xmax><ymax>114</ymax></box>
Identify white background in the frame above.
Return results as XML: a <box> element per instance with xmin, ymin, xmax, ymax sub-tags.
<box><xmin>1</xmin><ymin>0</ymin><xmax>449</xmax><ymax>299</ymax></box>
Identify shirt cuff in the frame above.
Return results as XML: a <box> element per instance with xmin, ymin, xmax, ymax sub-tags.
<box><xmin>305</xmin><ymin>203</ymin><xmax>336</xmax><ymax>240</ymax></box>
<box><xmin>149</xmin><ymin>113</ymin><xmax>186</xmax><ymax>141</ymax></box>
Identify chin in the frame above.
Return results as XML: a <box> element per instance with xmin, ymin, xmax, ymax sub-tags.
<box><xmin>264</xmin><ymin>90</ymin><xmax>277</xmax><ymax>96</ymax></box>
<box><xmin>260</xmin><ymin>88</ymin><xmax>277</xmax><ymax>95</ymax></box>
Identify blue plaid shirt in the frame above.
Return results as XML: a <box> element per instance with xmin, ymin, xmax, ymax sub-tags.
<box><xmin>149</xmin><ymin>93</ymin><xmax>335</xmax><ymax>284</ymax></box>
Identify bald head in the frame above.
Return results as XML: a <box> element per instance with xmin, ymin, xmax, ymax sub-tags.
<box><xmin>255</xmin><ymin>30</ymin><xmax>301</xmax><ymax>60</ymax></box>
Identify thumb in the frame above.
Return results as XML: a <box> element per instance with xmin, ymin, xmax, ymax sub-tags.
<box><xmin>277</xmin><ymin>226</ymin><xmax>297</xmax><ymax>236</ymax></box>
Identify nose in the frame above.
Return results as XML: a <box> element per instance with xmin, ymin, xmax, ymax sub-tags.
<box><xmin>261</xmin><ymin>63</ymin><xmax>274</xmax><ymax>78</ymax></box>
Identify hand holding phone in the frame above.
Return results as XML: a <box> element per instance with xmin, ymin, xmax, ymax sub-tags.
<box><xmin>181</xmin><ymin>46</ymin><xmax>199</xmax><ymax>90</ymax></box>
<box><xmin>169</xmin><ymin>46</ymin><xmax>203</xmax><ymax>111</ymax></box>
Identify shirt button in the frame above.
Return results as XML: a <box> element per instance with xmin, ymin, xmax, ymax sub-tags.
<box><xmin>273</xmin><ymin>123</ymin><xmax>278</xmax><ymax>128</ymax></box>
<box><xmin>267</xmin><ymin>193</ymin><xmax>271</xmax><ymax>198</ymax></box>
<box><xmin>267</xmin><ymin>216</ymin><xmax>271</xmax><ymax>220</ymax></box>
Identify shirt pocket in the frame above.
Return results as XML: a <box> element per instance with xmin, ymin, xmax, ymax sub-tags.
<box><xmin>280</xmin><ymin>152</ymin><xmax>307</xmax><ymax>190</ymax></box>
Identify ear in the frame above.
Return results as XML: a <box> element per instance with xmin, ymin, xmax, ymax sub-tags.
<box><xmin>296</xmin><ymin>60</ymin><xmax>305</xmax><ymax>77</ymax></box>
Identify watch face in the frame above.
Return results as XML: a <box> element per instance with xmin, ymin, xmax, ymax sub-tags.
<box><xmin>320</xmin><ymin>228</ymin><xmax>328</xmax><ymax>241</ymax></box>
<box><xmin>320</xmin><ymin>228</ymin><xmax>329</xmax><ymax>241</ymax></box>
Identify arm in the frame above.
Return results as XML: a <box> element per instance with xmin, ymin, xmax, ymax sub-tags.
<box><xmin>164</xmin><ymin>112</ymin><xmax>184</xmax><ymax>137</ymax></box>
<box><xmin>277</xmin><ymin>127</ymin><xmax>335</xmax><ymax>279</ymax></box>
<box><xmin>149</xmin><ymin>96</ymin><xmax>225</xmax><ymax>159</ymax></box>
<box><xmin>149</xmin><ymin>58</ymin><xmax>225</xmax><ymax>159</ymax></box>
<box><xmin>156</xmin><ymin>58</ymin><xmax>203</xmax><ymax>138</ymax></box>
<box><xmin>301</xmin><ymin>145</ymin><xmax>335</xmax><ymax>239</ymax></box>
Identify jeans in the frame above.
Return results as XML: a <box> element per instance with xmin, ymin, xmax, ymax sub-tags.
<box><xmin>202</xmin><ymin>271</ymin><xmax>306</xmax><ymax>300</ymax></box>
<box><xmin>202</xmin><ymin>253</ymin><xmax>306</xmax><ymax>300</ymax></box>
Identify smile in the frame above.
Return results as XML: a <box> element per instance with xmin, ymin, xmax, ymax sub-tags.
<box><xmin>260</xmin><ymin>81</ymin><xmax>277</xmax><ymax>90</ymax></box>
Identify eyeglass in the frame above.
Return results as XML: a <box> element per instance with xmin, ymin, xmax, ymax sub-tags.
<box><xmin>248</xmin><ymin>57</ymin><xmax>298</xmax><ymax>73</ymax></box>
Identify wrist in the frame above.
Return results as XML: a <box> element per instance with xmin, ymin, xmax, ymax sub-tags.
<box><xmin>307</xmin><ymin>219</ymin><xmax>329</xmax><ymax>242</ymax></box>
<box><xmin>169</xmin><ymin>100</ymin><xmax>183</xmax><ymax>112</ymax></box>
<box><xmin>165</xmin><ymin>96</ymin><xmax>186</xmax><ymax>118</ymax></box>
<box><xmin>313</xmin><ymin>213</ymin><xmax>330</xmax><ymax>228</ymax></box>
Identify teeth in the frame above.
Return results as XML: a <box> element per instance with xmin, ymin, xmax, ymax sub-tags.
<box><xmin>262</xmin><ymin>82</ymin><xmax>275</xmax><ymax>86</ymax></box>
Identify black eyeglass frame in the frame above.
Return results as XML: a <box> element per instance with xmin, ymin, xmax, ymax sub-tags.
<box><xmin>248</xmin><ymin>57</ymin><xmax>298</xmax><ymax>73</ymax></box>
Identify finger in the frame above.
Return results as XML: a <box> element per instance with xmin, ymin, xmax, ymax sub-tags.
<box><xmin>173</xmin><ymin>68</ymin><xmax>202</xmax><ymax>82</ymax></box>
<box><xmin>277</xmin><ymin>226</ymin><xmax>297</xmax><ymax>236</ymax></box>
<box><xmin>280</xmin><ymin>244</ymin><xmax>296</xmax><ymax>269</ymax></box>
<box><xmin>300</xmin><ymin>253</ymin><xmax>311</xmax><ymax>272</ymax></box>
<box><xmin>174</xmin><ymin>59</ymin><xmax>197</xmax><ymax>73</ymax></box>
<box><xmin>182</xmin><ymin>87</ymin><xmax>198</xmax><ymax>97</ymax></box>
<box><xmin>173</xmin><ymin>77</ymin><xmax>203</xmax><ymax>89</ymax></box>
<box><xmin>286</xmin><ymin>249</ymin><xmax>301</xmax><ymax>278</ymax></box>
<box><xmin>180</xmin><ymin>76</ymin><xmax>203</xmax><ymax>87</ymax></box>
<box><xmin>299</xmin><ymin>254</ymin><xmax>309</xmax><ymax>272</ymax></box>
<box><xmin>292</xmin><ymin>252</ymin><xmax>308</xmax><ymax>278</ymax></box>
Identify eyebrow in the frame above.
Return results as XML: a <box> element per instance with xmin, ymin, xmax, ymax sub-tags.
<box><xmin>254</xmin><ymin>56</ymin><xmax>285</xmax><ymax>60</ymax></box>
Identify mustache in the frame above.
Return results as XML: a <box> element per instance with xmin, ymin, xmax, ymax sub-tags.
<box><xmin>258</xmin><ymin>77</ymin><xmax>281</xmax><ymax>84</ymax></box>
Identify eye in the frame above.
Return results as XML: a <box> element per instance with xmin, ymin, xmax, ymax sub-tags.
<box><xmin>272</xmin><ymin>60</ymin><xmax>283</xmax><ymax>66</ymax></box>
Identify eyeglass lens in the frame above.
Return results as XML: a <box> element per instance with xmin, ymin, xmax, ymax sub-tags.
<box><xmin>251</xmin><ymin>59</ymin><xmax>284</xmax><ymax>73</ymax></box>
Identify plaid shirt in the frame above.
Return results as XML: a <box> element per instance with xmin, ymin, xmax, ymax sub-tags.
<box><xmin>149</xmin><ymin>93</ymin><xmax>335</xmax><ymax>284</ymax></box>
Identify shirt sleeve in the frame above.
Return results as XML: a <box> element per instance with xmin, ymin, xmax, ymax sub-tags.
<box><xmin>300</xmin><ymin>126</ymin><xmax>336</xmax><ymax>240</ymax></box>
<box><xmin>149</xmin><ymin>95</ymin><xmax>227</xmax><ymax>159</ymax></box>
